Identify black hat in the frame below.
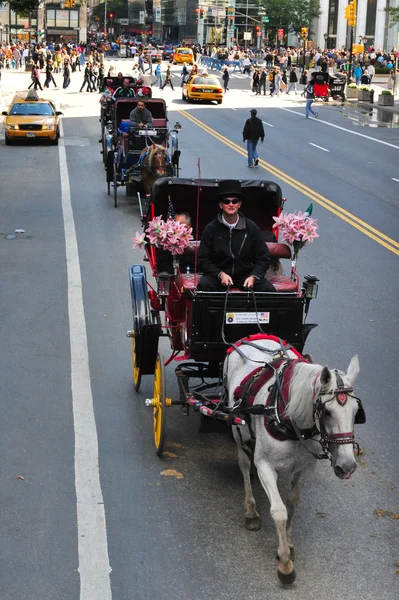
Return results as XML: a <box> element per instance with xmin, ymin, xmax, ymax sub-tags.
<box><xmin>216</xmin><ymin>180</ymin><xmax>246</xmax><ymax>201</ymax></box>
<box><xmin>250</xmin><ymin>108</ymin><xmax>257</xmax><ymax>115</ymax></box>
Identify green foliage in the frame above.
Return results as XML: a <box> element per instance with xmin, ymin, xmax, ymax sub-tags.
<box><xmin>384</xmin><ymin>6</ymin><xmax>399</xmax><ymax>25</ymax></box>
<box><xmin>91</xmin><ymin>0</ymin><xmax>128</xmax><ymax>26</ymax></box>
<box><xmin>381</xmin><ymin>89</ymin><xmax>393</xmax><ymax>95</ymax></box>
<box><xmin>260</xmin><ymin>0</ymin><xmax>321</xmax><ymax>36</ymax></box>
<box><xmin>348</xmin><ymin>83</ymin><xmax>358</xmax><ymax>88</ymax></box>
<box><xmin>374</xmin><ymin>67</ymin><xmax>391</xmax><ymax>74</ymax></box>
<box><xmin>8</xmin><ymin>0</ymin><xmax>41</xmax><ymax>16</ymax></box>
<box><xmin>359</xmin><ymin>86</ymin><xmax>370</xmax><ymax>91</ymax></box>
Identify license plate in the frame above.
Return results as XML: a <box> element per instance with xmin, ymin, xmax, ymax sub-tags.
<box><xmin>201</xmin><ymin>89</ymin><xmax>213</xmax><ymax>93</ymax></box>
<box><xmin>138</xmin><ymin>129</ymin><xmax>157</xmax><ymax>136</ymax></box>
<box><xmin>226</xmin><ymin>312</ymin><xmax>270</xmax><ymax>324</ymax></box>
<box><xmin>26</xmin><ymin>132</ymin><xmax>36</xmax><ymax>138</ymax></box>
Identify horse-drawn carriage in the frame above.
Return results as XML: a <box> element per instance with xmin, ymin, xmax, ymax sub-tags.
<box><xmin>127</xmin><ymin>177</ymin><xmax>366</xmax><ymax>584</ymax></box>
<box><xmin>103</xmin><ymin>97</ymin><xmax>181</xmax><ymax>207</ymax></box>
<box><xmin>311</xmin><ymin>71</ymin><xmax>346</xmax><ymax>102</ymax></box>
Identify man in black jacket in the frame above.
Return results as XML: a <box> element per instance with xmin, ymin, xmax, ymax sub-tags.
<box><xmin>242</xmin><ymin>109</ymin><xmax>265</xmax><ymax>168</ymax></box>
<box><xmin>197</xmin><ymin>180</ymin><xmax>275</xmax><ymax>292</ymax></box>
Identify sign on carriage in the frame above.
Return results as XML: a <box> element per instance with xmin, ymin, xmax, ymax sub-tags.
<box><xmin>226</xmin><ymin>312</ymin><xmax>270</xmax><ymax>324</ymax></box>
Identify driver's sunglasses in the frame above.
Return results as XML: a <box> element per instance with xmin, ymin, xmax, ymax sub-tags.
<box><xmin>222</xmin><ymin>198</ymin><xmax>240</xmax><ymax>205</ymax></box>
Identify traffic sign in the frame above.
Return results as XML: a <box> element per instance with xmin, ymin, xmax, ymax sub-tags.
<box><xmin>256</xmin><ymin>31</ymin><xmax>262</xmax><ymax>37</ymax></box>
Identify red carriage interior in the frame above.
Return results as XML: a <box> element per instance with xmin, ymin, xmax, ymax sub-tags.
<box><xmin>311</xmin><ymin>71</ymin><xmax>329</xmax><ymax>98</ymax></box>
<box><xmin>145</xmin><ymin>178</ymin><xmax>299</xmax><ymax>294</ymax></box>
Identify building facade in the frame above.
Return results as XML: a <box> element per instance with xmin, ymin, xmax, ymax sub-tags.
<box><xmin>314</xmin><ymin>0</ymin><xmax>398</xmax><ymax>51</ymax></box>
<box><xmin>0</xmin><ymin>1</ymin><xmax>88</xmax><ymax>44</ymax></box>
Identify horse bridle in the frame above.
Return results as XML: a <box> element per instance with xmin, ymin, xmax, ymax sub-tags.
<box><xmin>313</xmin><ymin>370</ymin><xmax>366</xmax><ymax>457</ymax></box>
<box><xmin>145</xmin><ymin>146</ymin><xmax>171</xmax><ymax>176</ymax></box>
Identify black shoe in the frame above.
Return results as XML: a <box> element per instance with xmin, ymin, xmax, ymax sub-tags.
<box><xmin>254</xmin><ymin>159</ymin><xmax>259</xmax><ymax>166</ymax></box>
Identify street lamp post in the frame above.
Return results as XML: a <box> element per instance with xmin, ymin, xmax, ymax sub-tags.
<box><xmin>323</xmin><ymin>32</ymin><xmax>328</xmax><ymax>50</ymax></box>
<box><xmin>0</xmin><ymin>24</ymin><xmax>3</xmax><ymax>45</ymax></box>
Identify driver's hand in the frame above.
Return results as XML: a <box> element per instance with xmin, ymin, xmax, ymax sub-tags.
<box><xmin>220</xmin><ymin>273</ymin><xmax>233</xmax><ymax>287</ymax></box>
<box><xmin>243</xmin><ymin>276</ymin><xmax>255</xmax><ymax>289</ymax></box>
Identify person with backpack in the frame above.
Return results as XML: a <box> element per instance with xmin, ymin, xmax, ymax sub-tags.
<box><xmin>305</xmin><ymin>76</ymin><xmax>318</xmax><ymax>119</ymax></box>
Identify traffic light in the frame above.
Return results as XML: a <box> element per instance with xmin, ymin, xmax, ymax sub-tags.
<box><xmin>64</xmin><ymin>0</ymin><xmax>70</xmax><ymax>7</ymax></box>
<box><xmin>263</xmin><ymin>16</ymin><xmax>269</xmax><ymax>23</ymax></box>
<box><xmin>70</xmin><ymin>0</ymin><xmax>76</xmax><ymax>7</ymax></box>
<box><xmin>229</xmin><ymin>16</ymin><xmax>234</xmax><ymax>24</ymax></box>
<box><xmin>200</xmin><ymin>9</ymin><xmax>204</xmax><ymax>19</ymax></box>
<box><xmin>109</xmin><ymin>13</ymin><xmax>114</xmax><ymax>19</ymax></box>
<box><xmin>301</xmin><ymin>27</ymin><xmax>308</xmax><ymax>40</ymax></box>
<box><xmin>344</xmin><ymin>1</ymin><xmax>356</xmax><ymax>27</ymax></box>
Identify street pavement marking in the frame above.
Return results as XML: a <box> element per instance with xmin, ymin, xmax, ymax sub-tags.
<box><xmin>178</xmin><ymin>109</ymin><xmax>399</xmax><ymax>256</ymax></box>
<box><xmin>262</xmin><ymin>121</ymin><xmax>274</xmax><ymax>127</ymax></box>
<box><xmin>231</xmin><ymin>108</ymin><xmax>237</xmax><ymax>110</ymax></box>
<box><xmin>309</xmin><ymin>142</ymin><xmax>329</xmax><ymax>152</ymax></box>
<box><xmin>280</xmin><ymin>107</ymin><xmax>399</xmax><ymax>150</ymax></box>
<box><xmin>58</xmin><ymin>121</ymin><xmax>113</xmax><ymax>599</ymax></box>
<box><xmin>392</xmin><ymin>178</ymin><xmax>399</xmax><ymax>182</ymax></box>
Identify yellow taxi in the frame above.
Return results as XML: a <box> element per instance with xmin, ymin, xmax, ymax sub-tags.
<box><xmin>173</xmin><ymin>47</ymin><xmax>194</xmax><ymax>65</ymax></box>
<box><xmin>2</xmin><ymin>91</ymin><xmax>63</xmax><ymax>145</ymax></box>
<box><xmin>182</xmin><ymin>74</ymin><xmax>223</xmax><ymax>104</ymax></box>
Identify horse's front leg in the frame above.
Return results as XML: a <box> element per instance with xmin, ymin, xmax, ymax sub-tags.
<box><xmin>255</xmin><ymin>458</ymin><xmax>295</xmax><ymax>584</ymax></box>
<box><xmin>286</xmin><ymin>462</ymin><xmax>316</xmax><ymax>558</ymax></box>
<box><xmin>234</xmin><ymin>430</ymin><xmax>261</xmax><ymax>531</ymax></box>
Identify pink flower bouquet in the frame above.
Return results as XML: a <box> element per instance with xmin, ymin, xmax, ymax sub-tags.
<box><xmin>272</xmin><ymin>210</ymin><xmax>319</xmax><ymax>249</ymax></box>
<box><xmin>133</xmin><ymin>216</ymin><xmax>194</xmax><ymax>256</ymax></box>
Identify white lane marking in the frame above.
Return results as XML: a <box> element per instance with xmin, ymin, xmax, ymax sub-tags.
<box><xmin>231</xmin><ymin>107</ymin><xmax>237</xmax><ymax>110</ymax></box>
<box><xmin>59</xmin><ymin>130</ymin><xmax>112</xmax><ymax>599</ymax></box>
<box><xmin>392</xmin><ymin>177</ymin><xmax>399</xmax><ymax>182</ymax></box>
<box><xmin>262</xmin><ymin>121</ymin><xmax>274</xmax><ymax>127</ymax></box>
<box><xmin>309</xmin><ymin>142</ymin><xmax>329</xmax><ymax>152</ymax></box>
<box><xmin>280</xmin><ymin>107</ymin><xmax>399</xmax><ymax>150</ymax></box>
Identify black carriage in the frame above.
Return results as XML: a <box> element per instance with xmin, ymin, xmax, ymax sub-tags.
<box><xmin>328</xmin><ymin>72</ymin><xmax>346</xmax><ymax>102</ymax></box>
<box><xmin>127</xmin><ymin>178</ymin><xmax>319</xmax><ymax>454</ymax></box>
<box><xmin>104</xmin><ymin>98</ymin><xmax>181</xmax><ymax>208</ymax></box>
<box><xmin>100</xmin><ymin>76</ymin><xmax>143</xmax><ymax>152</ymax></box>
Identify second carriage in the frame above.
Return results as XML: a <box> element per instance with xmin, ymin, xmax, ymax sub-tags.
<box><xmin>103</xmin><ymin>97</ymin><xmax>181</xmax><ymax>207</ymax></box>
<box><xmin>127</xmin><ymin>177</ymin><xmax>320</xmax><ymax>454</ymax></box>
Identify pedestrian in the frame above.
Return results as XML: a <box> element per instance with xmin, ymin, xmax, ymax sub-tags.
<box><xmin>222</xmin><ymin>65</ymin><xmax>230</xmax><ymax>92</ymax></box>
<box><xmin>252</xmin><ymin>68</ymin><xmax>260</xmax><ymax>94</ymax></box>
<box><xmin>138</xmin><ymin>53</ymin><xmax>145</xmax><ymax>74</ymax></box>
<box><xmin>259</xmin><ymin>67</ymin><xmax>267</xmax><ymax>95</ymax></box>
<box><xmin>305</xmin><ymin>77</ymin><xmax>318</xmax><ymax>119</ymax></box>
<box><xmin>44</xmin><ymin>59</ymin><xmax>57</xmax><ymax>88</ymax></box>
<box><xmin>273</xmin><ymin>67</ymin><xmax>281</xmax><ymax>96</ymax></box>
<box><xmin>180</xmin><ymin>62</ymin><xmax>188</xmax><ymax>87</ymax></box>
<box><xmin>268</xmin><ymin>68</ymin><xmax>275</xmax><ymax>95</ymax></box>
<box><xmin>160</xmin><ymin>64</ymin><xmax>174</xmax><ymax>90</ymax></box>
<box><xmin>28</xmin><ymin>63</ymin><xmax>42</xmax><ymax>90</ymax></box>
<box><xmin>242</xmin><ymin>108</ymin><xmax>264</xmax><ymax>168</ymax></box>
<box><xmin>361</xmin><ymin>70</ymin><xmax>371</xmax><ymax>85</ymax></box>
<box><xmin>152</xmin><ymin>60</ymin><xmax>163</xmax><ymax>88</ymax></box>
<box><xmin>98</xmin><ymin>63</ymin><xmax>105</xmax><ymax>92</ymax></box>
<box><xmin>286</xmin><ymin>67</ymin><xmax>298</xmax><ymax>94</ymax></box>
<box><xmin>63</xmin><ymin>59</ymin><xmax>71</xmax><ymax>89</ymax></box>
<box><xmin>300</xmin><ymin>69</ymin><xmax>308</xmax><ymax>96</ymax></box>
<box><xmin>145</xmin><ymin>51</ymin><xmax>153</xmax><ymax>75</ymax></box>
<box><xmin>80</xmin><ymin>62</ymin><xmax>93</xmax><ymax>92</ymax></box>
<box><xmin>367</xmin><ymin>63</ymin><xmax>375</xmax><ymax>82</ymax></box>
<box><xmin>353</xmin><ymin>63</ymin><xmax>363</xmax><ymax>86</ymax></box>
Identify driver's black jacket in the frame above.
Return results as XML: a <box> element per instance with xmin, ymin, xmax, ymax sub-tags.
<box><xmin>198</xmin><ymin>212</ymin><xmax>270</xmax><ymax>282</ymax></box>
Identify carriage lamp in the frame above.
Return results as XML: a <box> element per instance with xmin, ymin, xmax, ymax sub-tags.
<box><xmin>303</xmin><ymin>275</ymin><xmax>319</xmax><ymax>299</ymax></box>
<box><xmin>157</xmin><ymin>272</ymin><xmax>171</xmax><ymax>297</ymax></box>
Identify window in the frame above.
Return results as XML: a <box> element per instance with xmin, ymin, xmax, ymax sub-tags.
<box><xmin>47</xmin><ymin>9</ymin><xmax>55</xmax><ymax>27</ymax></box>
<box><xmin>69</xmin><ymin>10</ymin><xmax>79</xmax><ymax>27</ymax></box>
<box><xmin>56</xmin><ymin>9</ymin><xmax>69</xmax><ymax>28</ymax></box>
<box><xmin>10</xmin><ymin>103</ymin><xmax>54</xmax><ymax>116</ymax></box>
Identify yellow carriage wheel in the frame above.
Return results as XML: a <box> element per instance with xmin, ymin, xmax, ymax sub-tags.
<box><xmin>132</xmin><ymin>334</ymin><xmax>142</xmax><ymax>392</ymax></box>
<box><xmin>153</xmin><ymin>352</ymin><xmax>167</xmax><ymax>455</ymax></box>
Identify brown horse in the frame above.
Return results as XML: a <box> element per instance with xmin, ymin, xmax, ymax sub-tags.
<box><xmin>139</xmin><ymin>144</ymin><xmax>172</xmax><ymax>196</ymax></box>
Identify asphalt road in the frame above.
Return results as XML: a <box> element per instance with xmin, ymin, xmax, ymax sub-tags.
<box><xmin>0</xmin><ymin>67</ymin><xmax>398</xmax><ymax>600</ymax></box>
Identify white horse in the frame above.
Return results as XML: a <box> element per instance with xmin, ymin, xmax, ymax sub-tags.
<box><xmin>224</xmin><ymin>336</ymin><xmax>363</xmax><ymax>584</ymax></box>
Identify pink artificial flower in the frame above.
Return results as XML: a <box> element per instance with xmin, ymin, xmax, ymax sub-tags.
<box><xmin>132</xmin><ymin>232</ymin><xmax>147</xmax><ymax>250</ymax></box>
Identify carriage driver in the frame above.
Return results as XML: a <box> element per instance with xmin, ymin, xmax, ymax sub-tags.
<box><xmin>129</xmin><ymin>99</ymin><xmax>154</xmax><ymax>129</ymax></box>
<box><xmin>197</xmin><ymin>180</ymin><xmax>276</xmax><ymax>292</ymax></box>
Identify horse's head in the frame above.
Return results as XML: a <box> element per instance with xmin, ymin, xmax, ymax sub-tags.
<box><xmin>313</xmin><ymin>355</ymin><xmax>363</xmax><ymax>479</ymax></box>
<box><xmin>147</xmin><ymin>144</ymin><xmax>170</xmax><ymax>177</ymax></box>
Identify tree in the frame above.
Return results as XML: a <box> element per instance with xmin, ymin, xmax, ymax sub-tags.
<box><xmin>384</xmin><ymin>7</ymin><xmax>399</xmax><ymax>26</ymax></box>
<box><xmin>8</xmin><ymin>0</ymin><xmax>41</xmax><ymax>16</ymax></box>
<box><xmin>91</xmin><ymin>0</ymin><xmax>128</xmax><ymax>28</ymax></box>
<box><xmin>260</xmin><ymin>0</ymin><xmax>321</xmax><ymax>35</ymax></box>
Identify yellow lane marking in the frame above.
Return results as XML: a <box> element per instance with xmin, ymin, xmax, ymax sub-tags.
<box><xmin>178</xmin><ymin>109</ymin><xmax>399</xmax><ymax>256</ymax></box>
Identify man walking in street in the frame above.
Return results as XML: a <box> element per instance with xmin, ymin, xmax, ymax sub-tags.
<box><xmin>242</xmin><ymin>109</ymin><xmax>264</xmax><ymax>168</ymax></box>
<box><xmin>222</xmin><ymin>65</ymin><xmax>230</xmax><ymax>92</ymax></box>
<box><xmin>305</xmin><ymin>76</ymin><xmax>318</xmax><ymax>119</ymax></box>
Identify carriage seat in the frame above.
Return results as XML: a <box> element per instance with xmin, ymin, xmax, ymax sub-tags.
<box><xmin>180</xmin><ymin>242</ymin><xmax>298</xmax><ymax>293</ymax></box>
<box><xmin>152</xmin><ymin>118</ymin><xmax>167</xmax><ymax>128</ymax></box>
